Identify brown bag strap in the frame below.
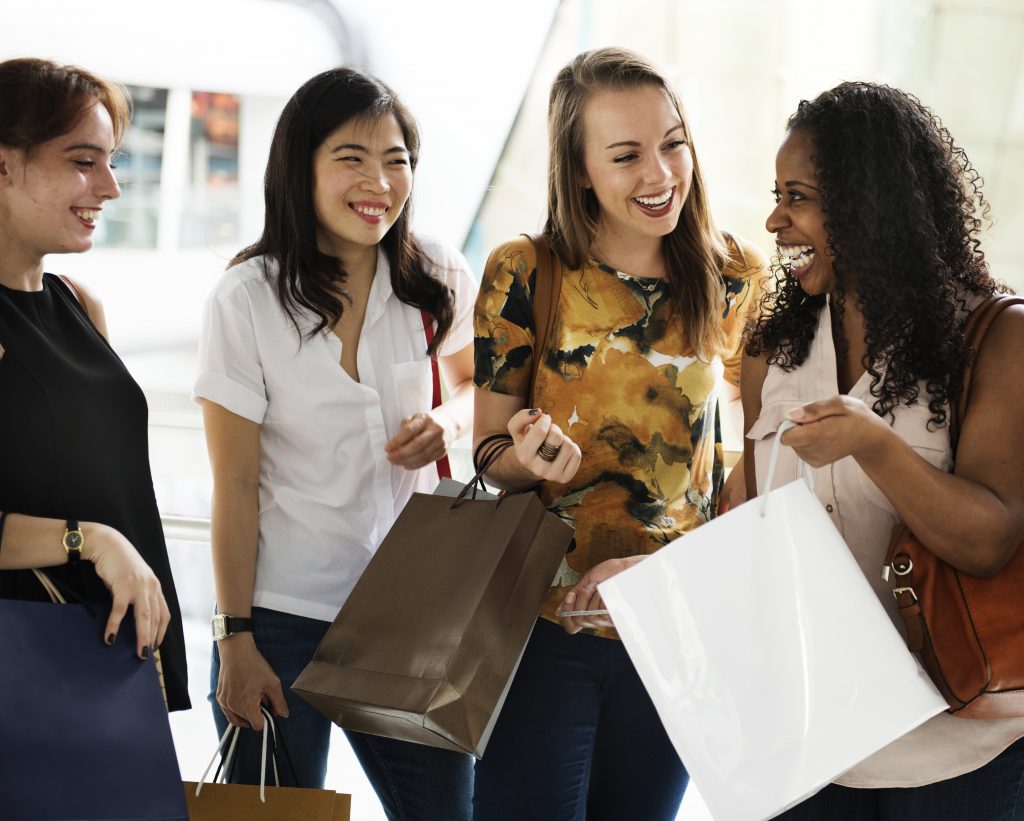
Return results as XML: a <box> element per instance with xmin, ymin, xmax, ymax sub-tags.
<box><xmin>951</xmin><ymin>294</ymin><xmax>1024</xmax><ymax>452</ymax></box>
<box><xmin>523</xmin><ymin>233</ymin><xmax>562</xmax><ymax>402</ymax></box>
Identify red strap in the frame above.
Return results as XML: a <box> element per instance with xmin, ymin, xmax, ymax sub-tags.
<box><xmin>420</xmin><ymin>310</ymin><xmax>451</xmax><ymax>480</ymax></box>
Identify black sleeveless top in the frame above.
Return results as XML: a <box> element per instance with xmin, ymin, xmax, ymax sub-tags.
<box><xmin>0</xmin><ymin>274</ymin><xmax>189</xmax><ymax>711</ymax></box>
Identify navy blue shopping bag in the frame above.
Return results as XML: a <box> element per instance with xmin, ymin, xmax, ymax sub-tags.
<box><xmin>0</xmin><ymin>591</ymin><xmax>188</xmax><ymax>821</ymax></box>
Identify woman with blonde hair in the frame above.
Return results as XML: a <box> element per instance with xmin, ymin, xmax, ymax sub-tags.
<box><xmin>471</xmin><ymin>47</ymin><xmax>767</xmax><ymax>819</ymax></box>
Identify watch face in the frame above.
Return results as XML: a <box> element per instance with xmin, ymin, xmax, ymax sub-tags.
<box><xmin>65</xmin><ymin>531</ymin><xmax>83</xmax><ymax>549</ymax></box>
<box><xmin>211</xmin><ymin>615</ymin><xmax>228</xmax><ymax>641</ymax></box>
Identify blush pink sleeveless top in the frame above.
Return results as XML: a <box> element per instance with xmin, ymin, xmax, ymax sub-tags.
<box><xmin>749</xmin><ymin>297</ymin><xmax>1024</xmax><ymax>788</ymax></box>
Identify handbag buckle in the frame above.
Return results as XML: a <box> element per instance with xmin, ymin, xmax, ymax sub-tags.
<box><xmin>892</xmin><ymin>586</ymin><xmax>918</xmax><ymax>603</ymax></box>
<box><xmin>892</xmin><ymin>556</ymin><xmax>913</xmax><ymax>576</ymax></box>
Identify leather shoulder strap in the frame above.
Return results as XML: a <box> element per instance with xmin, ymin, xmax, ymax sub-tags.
<box><xmin>420</xmin><ymin>309</ymin><xmax>452</xmax><ymax>480</ymax></box>
<box><xmin>523</xmin><ymin>233</ymin><xmax>562</xmax><ymax>402</ymax></box>
<box><xmin>952</xmin><ymin>294</ymin><xmax>1024</xmax><ymax>452</ymax></box>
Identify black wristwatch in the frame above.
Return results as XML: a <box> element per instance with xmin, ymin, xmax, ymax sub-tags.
<box><xmin>211</xmin><ymin>613</ymin><xmax>253</xmax><ymax>641</ymax></box>
<box><xmin>63</xmin><ymin>519</ymin><xmax>84</xmax><ymax>563</ymax></box>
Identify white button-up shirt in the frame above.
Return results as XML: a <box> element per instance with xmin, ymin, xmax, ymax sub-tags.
<box><xmin>194</xmin><ymin>234</ymin><xmax>476</xmax><ymax>621</ymax></box>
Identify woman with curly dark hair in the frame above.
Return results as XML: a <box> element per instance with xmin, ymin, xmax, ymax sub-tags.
<box><xmin>742</xmin><ymin>81</ymin><xmax>1024</xmax><ymax>819</ymax></box>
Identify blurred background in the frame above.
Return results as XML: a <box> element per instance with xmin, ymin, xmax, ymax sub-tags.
<box><xmin>6</xmin><ymin>0</ymin><xmax>1023</xmax><ymax>817</ymax></box>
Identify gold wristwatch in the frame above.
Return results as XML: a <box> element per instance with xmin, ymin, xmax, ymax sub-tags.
<box><xmin>63</xmin><ymin>519</ymin><xmax>84</xmax><ymax>563</ymax></box>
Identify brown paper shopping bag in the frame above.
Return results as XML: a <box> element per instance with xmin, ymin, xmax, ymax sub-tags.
<box><xmin>185</xmin><ymin>708</ymin><xmax>351</xmax><ymax>820</ymax></box>
<box><xmin>184</xmin><ymin>783</ymin><xmax>350</xmax><ymax>820</ymax></box>
<box><xmin>292</xmin><ymin>469</ymin><xmax>573</xmax><ymax>758</ymax></box>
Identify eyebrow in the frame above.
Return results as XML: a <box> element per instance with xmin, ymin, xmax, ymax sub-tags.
<box><xmin>63</xmin><ymin>143</ymin><xmax>107</xmax><ymax>153</ymax></box>
<box><xmin>329</xmin><ymin>143</ymin><xmax>408</xmax><ymax>155</ymax></box>
<box><xmin>605</xmin><ymin>123</ymin><xmax>684</xmax><ymax>151</ymax></box>
<box><xmin>783</xmin><ymin>180</ymin><xmax>820</xmax><ymax>191</ymax></box>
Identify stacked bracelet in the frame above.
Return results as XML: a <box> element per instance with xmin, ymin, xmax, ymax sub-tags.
<box><xmin>473</xmin><ymin>433</ymin><xmax>514</xmax><ymax>475</ymax></box>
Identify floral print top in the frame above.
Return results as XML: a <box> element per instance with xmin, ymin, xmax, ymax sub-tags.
<box><xmin>474</xmin><ymin>234</ymin><xmax>768</xmax><ymax>631</ymax></box>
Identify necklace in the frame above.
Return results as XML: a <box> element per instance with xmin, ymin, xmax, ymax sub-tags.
<box><xmin>612</xmin><ymin>269</ymin><xmax>660</xmax><ymax>292</ymax></box>
<box><xmin>590</xmin><ymin>242</ymin><xmax>664</xmax><ymax>292</ymax></box>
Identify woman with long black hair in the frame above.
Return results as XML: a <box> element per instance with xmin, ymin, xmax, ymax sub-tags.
<box><xmin>195</xmin><ymin>67</ymin><xmax>476</xmax><ymax>819</ymax></box>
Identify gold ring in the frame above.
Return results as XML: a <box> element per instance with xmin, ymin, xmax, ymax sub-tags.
<box><xmin>537</xmin><ymin>442</ymin><xmax>561</xmax><ymax>462</ymax></box>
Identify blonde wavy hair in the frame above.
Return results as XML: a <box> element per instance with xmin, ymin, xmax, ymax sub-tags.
<box><xmin>545</xmin><ymin>47</ymin><xmax>729</xmax><ymax>359</ymax></box>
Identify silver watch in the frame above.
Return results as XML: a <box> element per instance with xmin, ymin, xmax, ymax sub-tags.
<box><xmin>211</xmin><ymin>613</ymin><xmax>253</xmax><ymax>641</ymax></box>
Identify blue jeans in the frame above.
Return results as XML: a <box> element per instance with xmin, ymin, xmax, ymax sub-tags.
<box><xmin>473</xmin><ymin>618</ymin><xmax>687</xmax><ymax>821</ymax></box>
<box><xmin>776</xmin><ymin>734</ymin><xmax>1024</xmax><ymax>821</ymax></box>
<box><xmin>210</xmin><ymin>606</ymin><xmax>473</xmax><ymax>821</ymax></box>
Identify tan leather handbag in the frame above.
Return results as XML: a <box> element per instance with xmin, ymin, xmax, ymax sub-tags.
<box><xmin>883</xmin><ymin>295</ymin><xmax>1024</xmax><ymax>719</ymax></box>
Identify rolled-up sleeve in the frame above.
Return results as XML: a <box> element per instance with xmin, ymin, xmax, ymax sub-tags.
<box><xmin>193</xmin><ymin>276</ymin><xmax>267</xmax><ymax>424</ymax></box>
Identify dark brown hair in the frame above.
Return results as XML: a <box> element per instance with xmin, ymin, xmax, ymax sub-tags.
<box><xmin>231</xmin><ymin>67</ymin><xmax>454</xmax><ymax>353</ymax></box>
<box><xmin>0</xmin><ymin>57</ymin><xmax>131</xmax><ymax>150</ymax></box>
<box><xmin>545</xmin><ymin>47</ymin><xmax>729</xmax><ymax>359</ymax></box>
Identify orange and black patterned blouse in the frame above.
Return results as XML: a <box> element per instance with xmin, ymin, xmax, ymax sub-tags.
<box><xmin>473</xmin><ymin>234</ymin><xmax>769</xmax><ymax>632</ymax></box>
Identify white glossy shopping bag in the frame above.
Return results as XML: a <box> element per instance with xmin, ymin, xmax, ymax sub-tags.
<box><xmin>599</xmin><ymin>423</ymin><xmax>947</xmax><ymax>821</ymax></box>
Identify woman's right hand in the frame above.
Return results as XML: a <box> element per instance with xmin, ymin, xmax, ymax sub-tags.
<box><xmin>82</xmin><ymin>523</ymin><xmax>171</xmax><ymax>659</ymax></box>
<box><xmin>508</xmin><ymin>407</ymin><xmax>582</xmax><ymax>484</ymax></box>
<box><xmin>216</xmin><ymin>636</ymin><xmax>290</xmax><ymax>730</ymax></box>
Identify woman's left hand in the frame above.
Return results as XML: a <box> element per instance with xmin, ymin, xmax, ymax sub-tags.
<box><xmin>781</xmin><ymin>395</ymin><xmax>890</xmax><ymax>467</ymax></box>
<box><xmin>385</xmin><ymin>411</ymin><xmax>453</xmax><ymax>470</ymax></box>
<box><xmin>558</xmin><ymin>555</ymin><xmax>648</xmax><ymax>635</ymax></box>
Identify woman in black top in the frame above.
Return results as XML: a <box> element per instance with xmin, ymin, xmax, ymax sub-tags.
<box><xmin>0</xmin><ymin>58</ymin><xmax>188</xmax><ymax>710</ymax></box>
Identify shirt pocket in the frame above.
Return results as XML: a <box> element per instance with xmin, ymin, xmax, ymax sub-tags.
<box><xmin>391</xmin><ymin>357</ymin><xmax>433</xmax><ymax>425</ymax></box>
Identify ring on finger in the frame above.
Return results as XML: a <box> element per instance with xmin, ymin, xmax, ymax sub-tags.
<box><xmin>537</xmin><ymin>441</ymin><xmax>561</xmax><ymax>462</ymax></box>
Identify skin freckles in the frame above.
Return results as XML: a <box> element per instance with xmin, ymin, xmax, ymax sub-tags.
<box><xmin>0</xmin><ymin>103</ymin><xmax>119</xmax><ymax>284</ymax></box>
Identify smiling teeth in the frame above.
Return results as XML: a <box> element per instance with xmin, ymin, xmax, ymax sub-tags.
<box><xmin>353</xmin><ymin>205</ymin><xmax>386</xmax><ymax>217</ymax></box>
<box><xmin>779</xmin><ymin>244</ymin><xmax>814</xmax><ymax>269</ymax></box>
<box><xmin>634</xmin><ymin>190</ymin><xmax>672</xmax><ymax>207</ymax></box>
<box><xmin>76</xmin><ymin>209</ymin><xmax>100</xmax><ymax>221</ymax></box>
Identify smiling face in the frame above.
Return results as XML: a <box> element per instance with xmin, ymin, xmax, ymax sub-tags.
<box><xmin>766</xmin><ymin>128</ymin><xmax>837</xmax><ymax>296</ymax></box>
<box><xmin>311</xmin><ymin>113</ymin><xmax>413</xmax><ymax>261</ymax></box>
<box><xmin>580</xmin><ymin>84</ymin><xmax>693</xmax><ymax>251</ymax></box>
<box><xmin>0</xmin><ymin>102</ymin><xmax>120</xmax><ymax>265</ymax></box>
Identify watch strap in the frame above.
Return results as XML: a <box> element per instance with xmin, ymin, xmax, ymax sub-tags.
<box><xmin>63</xmin><ymin>519</ymin><xmax>83</xmax><ymax>563</ymax></box>
<box><xmin>212</xmin><ymin>613</ymin><xmax>254</xmax><ymax>640</ymax></box>
<box><xmin>224</xmin><ymin>616</ymin><xmax>253</xmax><ymax>634</ymax></box>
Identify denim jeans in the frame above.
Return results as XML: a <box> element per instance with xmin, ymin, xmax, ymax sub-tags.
<box><xmin>473</xmin><ymin>618</ymin><xmax>687</xmax><ymax>821</ymax></box>
<box><xmin>776</xmin><ymin>734</ymin><xmax>1024</xmax><ymax>821</ymax></box>
<box><xmin>210</xmin><ymin>606</ymin><xmax>473</xmax><ymax>821</ymax></box>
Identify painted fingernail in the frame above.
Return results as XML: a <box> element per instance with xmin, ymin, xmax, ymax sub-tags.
<box><xmin>528</xmin><ymin>408</ymin><xmax>541</xmax><ymax>416</ymax></box>
<box><xmin>106</xmin><ymin>633</ymin><xmax>115</xmax><ymax>646</ymax></box>
<box><xmin>141</xmin><ymin>645</ymin><xmax>150</xmax><ymax>658</ymax></box>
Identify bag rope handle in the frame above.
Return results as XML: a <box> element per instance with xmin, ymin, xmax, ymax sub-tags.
<box><xmin>759</xmin><ymin>419</ymin><xmax>813</xmax><ymax>517</ymax></box>
<box><xmin>196</xmin><ymin>706</ymin><xmax>297</xmax><ymax>803</ymax></box>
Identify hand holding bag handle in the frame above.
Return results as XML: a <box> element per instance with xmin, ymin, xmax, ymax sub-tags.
<box><xmin>196</xmin><ymin>706</ymin><xmax>300</xmax><ymax>802</ymax></box>
<box><xmin>760</xmin><ymin>419</ymin><xmax>813</xmax><ymax>517</ymax></box>
<box><xmin>32</xmin><ymin>569</ymin><xmax>169</xmax><ymax>708</ymax></box>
